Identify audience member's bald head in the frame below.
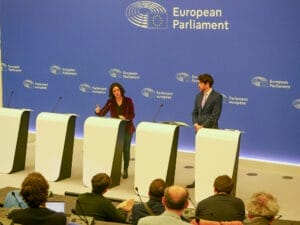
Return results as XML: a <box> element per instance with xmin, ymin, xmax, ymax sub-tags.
<box><xmin>163</xmin><ymin>185</ymin><xmax>189</xmax><ymax>210</ymax></box>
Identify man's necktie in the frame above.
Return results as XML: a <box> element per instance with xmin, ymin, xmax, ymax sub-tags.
<box><xmin>201</xmin><ymin>93</ymin><xmax>207</xmax><ymax>108</ymax></box>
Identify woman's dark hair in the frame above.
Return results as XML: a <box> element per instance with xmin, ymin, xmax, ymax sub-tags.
<box><xmin>20</xmin><ymin>172</ymin><xmax>49</xmax><ymax>208</ymax></box>
<box><xmin>109</xmin><ymin>82</ymin><xmax>125</xmax><ymax>99</ymax></box>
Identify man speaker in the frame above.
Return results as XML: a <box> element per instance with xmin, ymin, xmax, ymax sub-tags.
<box><xmin>187</xmin><ymin>73</ymin><xmax>223</xmax><ymax>188</ymax></box>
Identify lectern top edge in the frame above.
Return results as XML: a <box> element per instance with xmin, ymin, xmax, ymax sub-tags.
<box><xmin>223</xmin><ymin>128</ymin><xmax>245</xmax><ymax>133</ymax></box>
<box><xmin>38</xmin><ymin>112</ymin><xmax>79</xmax><ymax>116</ymax></box>
<box><xmin>0</xmin><ymin>107</ymin><xmax>32</xmax><ymax>111</ymax></box>
<box><xmin>158</xmin><ymin>121</ymin><xmax>190</xmax><ymax>127</ymax></box>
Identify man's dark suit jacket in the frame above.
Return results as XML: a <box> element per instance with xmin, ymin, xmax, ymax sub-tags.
<box><xmin>76</xmin><ymin>192</ymin><xmax>127</xmax><ymax>223</ymax></box>
<box><xmin>192</xmin><ymin>89</ymin><xmax>223</xmax><ymax>128</ymax></box>
<box><xmin>195</xmin><ymin>194</ymin><xmax>245</xmax><ymax>221</ymax></box>
<box><xmin>131</xmin><ymin>199</ymin><xmax>164</xmax><ymax>225</ymax></box>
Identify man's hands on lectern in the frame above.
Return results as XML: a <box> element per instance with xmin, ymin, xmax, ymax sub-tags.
<box><xmin>194</xmin><ymin>124</ymin><xmax>203</xmax><ymax>132</ymax></box>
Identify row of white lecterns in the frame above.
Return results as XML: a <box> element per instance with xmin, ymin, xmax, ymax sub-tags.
<box><xmin>0</xmin><ymin>108</ymin><xmax>241</xmax><ymax>202</ymax></box>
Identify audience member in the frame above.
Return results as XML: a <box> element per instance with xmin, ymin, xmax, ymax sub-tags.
<box><xmin>4</xmin><ymin>190</ymin><xmax>28</xmax><ymax>209</ymax></box>
<box><xmin>76</xmin><ymin>173</ymin><xmax>134</xmax><ymax>223</ymax></box>
<box><xmin>244</xmin><ymin>192</ymin><xmax>279</xmax><ymax>225</ymax></box>
<box><xmin>7</xmin><ymin>172</ymin><xmax>66</xmax><ymax>225</ymax></box>
<box><xmin>195</xmin><ymin>175</ymin><xmax>245</xmax><ymax>221</ymax></box>
<box><xmin>132</xmin><ymin>178</ymin><xmax>167</xmax><ymax>225</ymax></box>
<box><xmin>137</xmin><ymin>185</ymin><xmax>190</xmax><ymax>225</ymax></box>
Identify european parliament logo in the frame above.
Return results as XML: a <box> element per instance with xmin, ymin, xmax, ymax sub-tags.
<box><xmin>126</xmin><ymin>1</ymin><xmax>168</xmax><ymax>29</ymax></box>
<box><xmin>141</xmin><ymin>88</ymin><xmax>156</xmax><ymax>98</ymax></box>
<box><xmin>109</xmin><ymin>68</ymin><xmax>123</xmax><ymax>78</ymax></box>
<box><xmin>221</xmin><ymin>93</ymin><xmax>228</xmax><ymax>104</ymax></box>
<box><xmin>23</xmin><ymin>80</ymin><xmax>34</xmax><ymax>89</ymax></box>
<box><xmin>1</xmin><ymin>62</ymin><xmax>22</xmax><ymax>72</ymax></box>
<box><xmin>251</xmin><ymin>76</ymin><xmax>269</xmax><ymax>87</ymax></box>
<box><xmin>79</xmin><ymin>83</ymin><xmax>107</xmax><ymax>94</ymax></box>
<box><xmin>251</xmin><ymin>75</ymin><xmax>291</xmax><ymax>89</ymax></box>
<box><xmin>176</xmin><ymin>72</ymin><xmax>191</xmax><ymax>82</ymax></box>
<box><xmin>79</xmin><ymin>83</ymin><xmax>92</xmax><ymax>93</ymax></box>
<box><xmin>50</xmin><ymin>65</ymin><xmax>78</xmax><ymax>76</ymax></box>
<box><xmin>221</xmin><ymin>93</ymin><xmax>248</xmax><ymax>106</ymax></box>
<box><xmin>292</xmin><ymin>99</ymin><xmax>300</xmax><ymax>110</ymax></box>
<box><xmin>1</xmin><ymin>63</ymin><xmax>8</xmax><ymax>71</ymax></box>
<box><xmin>23</xmin><ymin>79</ymin><xmax>48</xmax><ymax>90</ymax></box>
<box><xmin>50</xmin><ymin>65</ymin><xmax>62</xmax><ymax>75</ymax></box>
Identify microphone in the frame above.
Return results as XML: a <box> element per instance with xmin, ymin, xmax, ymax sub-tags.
<box><xmin>75</xmin><ymin>199</ymin><xmax>89</xmax><ymax>225</ymax></box>
<box><xmin>7</xmin><ymin>90</ymin><xmax>14</xmax><ymax>108</ymax></box>
<box><xmin>275</xmin><ymin>215</ymin><xmax>282</xmax><ymax>220</ymax></box>
<box><xmin>134</xmin><ymin>187</ymin><xmax>143</xmax><ymax>204</ymax></box>
<box><xmin>11</xmin><ymin>191</ymin><xmax>23</xmax><ymax>208</ymax></box>
<box><xmin>152</xmin><ymin>102</ymin><xmax>164</xmax><ymax>122</ymax></box>
<box><xmin>51</xmin><ymin>96</ymin><xmax>62</xmax><ymax>112</ymax></box>
<box><xmin>188</xmin><ymin>197</ymin><xmax>197</xmax><ymax>208</ymax></box>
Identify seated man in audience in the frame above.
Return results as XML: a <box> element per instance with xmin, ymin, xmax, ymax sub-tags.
<box><xmin>132</xmin><ymin>178</ymin><xmax>167</xmax><ymax>225</ymax></box>
<box><xmin>76</xmin><ymin>172</ymin><xmax>133</xmax><ymax>223</ymax></box>
<box><xmin>195</xmin><ymin>175</ymin><xmax>245</xmax><ymax>221</ymax></box>
<box><xmin>7</xmin><ymin>172</ymin><xmax>66</xmax><ymax>225</ymax></box>
<box><xmin>138</xmin><ymin>185</ymin><xmax>191</xmax><ymax>225</ymax></box>
<box><xmin>4</xmin><ymin>190</ymin><xmax>28</xmax><ymax>209</ymax></box>
<box><xmin>244</xmin><ymin>192</ymin><xmax>279</xmax><ymax>225</ymax></box>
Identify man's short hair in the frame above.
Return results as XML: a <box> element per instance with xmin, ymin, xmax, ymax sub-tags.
<box><xmin>20</xmin><ymin>172</ymin><xmax>49</xmax><ymax>208</ymax></box>
<box><xmin>198</xmin><ymin>74</ymin><xmax>214</xmax><ymax>87</ymax></box>
<box><xmin>247</xmin><ymin>192</ymin><xmax>279</xmax><ymax>221</ymax></box>
<box><xmin>214</xmin><ymin>175</ymin><xmax>234</xmax><ymax>194</ymax></box>
<box><xmin>149</xmin><ymin>178</ymin><xmax>167</xmax><ymax>200</ymax></box>
<box><xmin>164</xmin><ymin>186</ymin><xmax>189</xmax><ymax>210</ymax></box>
<box><xmin>91</xmin><ymin>173</ymin><xmax>111</xmax><ymax>194</ymax></box>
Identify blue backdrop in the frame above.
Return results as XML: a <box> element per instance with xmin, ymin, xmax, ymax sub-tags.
<box><xmin>1</xmin><ymin>0</ymin><xmax>300</xmax><ymax>164</ymax></box>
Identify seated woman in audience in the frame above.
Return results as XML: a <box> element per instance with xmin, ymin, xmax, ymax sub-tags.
<box><xmin>245</xmin><ymin>192</ymin><xmax>280</xmax><ymax>225</ymax></box>
<box><xmin>76</xmin><ymin>173</ymin><xmax>134</xmax><ymax>223</ymax></box>
<box><xmin>7</xmin><ymin>172</ymin><xmax>66</xmax><ymax>225</ymax></box>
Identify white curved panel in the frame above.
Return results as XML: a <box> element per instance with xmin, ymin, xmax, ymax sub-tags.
<box><xmin>83</xmin><ymin>117</ymin><xmax>122</xmax><ymax>187</ymax></box>
<box><xmin>134</xmin><ymin>122</ymin><xmax>177</xmax><ymax>197</ymax></box>
<box><xmin>0</xmin><ymin>108</ymin><xmax>28</xmax><ymax>173</ymax></box>
<box><xmin>195</xmin><ymin>128</ymin><xmax>241</xmax><ymax>202</ymax></box>
<box><xmin>35</xmin><ymin>112</ymin><xmax>74</xmax><ymax>181</ymax></box>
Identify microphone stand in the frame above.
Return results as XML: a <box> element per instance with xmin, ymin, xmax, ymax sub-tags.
<box><xmin>52</xmin><ymin>96</ymin><xmax>62</xmax><ymax>112</ymax></box>
<box><xmin>152</xmin><ymin>102</ymin><xmax>164</xmax><ymax>122</ymax></box>
<box><xmin>134</xmin><ymin>187</ymin><xmax>143</xmax><ymax>204</ymax></box>
<box><xmin>7</xmin><ymin>90</ymin><xmax>14</xmax><ymax>108</ymax></box>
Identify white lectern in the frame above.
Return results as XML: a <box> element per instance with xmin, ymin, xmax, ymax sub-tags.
<box><xmin>0</xmin><ymin>108</ymin><xmax>30</xmax><ymax>173</ymax></box>
<box><xmin>83</xmin><ymin>117</ymin><xmax>126</xmax><ymax>188</ymax></box>
<box><xmin>35</xmin><ymin>112</ymin><xmax>76</xmax><ymax>181</ymax></box>
<box><xmin>195</xmin><ymin>128</ymin><xmax>241</xmax><ymax>202</ymax></box>
<box><xmin>135</xmin><ymin>122</ymin><xmax>180</xmax><ymax>197</ymax></box>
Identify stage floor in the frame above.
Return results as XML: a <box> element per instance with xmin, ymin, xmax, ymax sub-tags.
<box><xmin>0</xmin><ymin>135</ymin><xmax>299</xmax><ymax>221</ymax></box>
